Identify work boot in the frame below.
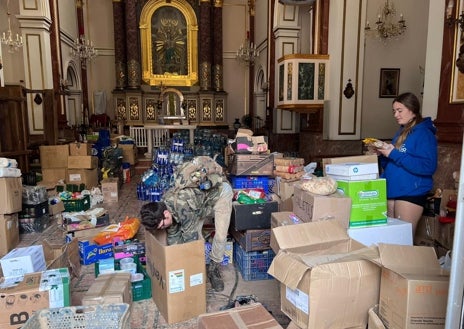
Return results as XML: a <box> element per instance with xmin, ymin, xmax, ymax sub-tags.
<box><xmin>207</xmin><ymin>260</ymin><xmax>224</xmax><ymax>292</ymax></box>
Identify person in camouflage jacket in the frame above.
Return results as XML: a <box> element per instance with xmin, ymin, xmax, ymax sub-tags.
<box><xmin>140</xmin><ymin>156</ymin><xmax>233</xmax><ymax>292</ymax></box>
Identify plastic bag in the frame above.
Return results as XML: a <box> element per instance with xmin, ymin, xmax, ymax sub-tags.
<box><xmin>93</xmin><ymin>216</ymin><xmax>141</xmax><ymax>245</ymax></box>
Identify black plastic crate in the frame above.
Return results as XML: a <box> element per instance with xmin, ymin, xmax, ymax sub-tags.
<box><xmin>20</xmin><ymin>201</ymin><xmax>49</xmax><ymax>218</ymax></box>
<box><xmin>19</xmin><ymin>214</ymin><xmax>52</xmax><ymax>234</ymax></box>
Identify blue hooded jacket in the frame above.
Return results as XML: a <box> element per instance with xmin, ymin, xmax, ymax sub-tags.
<box><xmin>380</xmin><ymin>117</ymin><xmax>437</xmax><ymax>198</ymax></box>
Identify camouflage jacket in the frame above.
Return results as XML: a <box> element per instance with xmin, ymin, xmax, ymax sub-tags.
<box><xmin>162</xmin><ymin>156</ymin><xmax>226</xmax><ymax>245</ymax></box>
<box><xmin>162</xmin><ymin>181</ymin><xmax>223</xmax><ymax>245</ymax></box>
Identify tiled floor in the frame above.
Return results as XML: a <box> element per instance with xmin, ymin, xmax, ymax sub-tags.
<box><xmin>17</xmin><ymin>174</ymin><xmax>291</xmax><ymax>328</ymax></box>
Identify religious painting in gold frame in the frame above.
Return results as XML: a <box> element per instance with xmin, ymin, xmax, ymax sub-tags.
<box><xmin>139</xmin><ymin>0</ymin><xmax>199</xmax><ymax>87</ymax></box>
<box><xmin>450</xmin><ymin>0</ymin><xmax>464</xmax><ymax>103</ymax></box>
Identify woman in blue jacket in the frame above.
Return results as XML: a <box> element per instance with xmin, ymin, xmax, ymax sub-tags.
<box><xmin>378</xmin><ymin>92</ymin><xmax>437</xmax><ymax>236</ymax></box>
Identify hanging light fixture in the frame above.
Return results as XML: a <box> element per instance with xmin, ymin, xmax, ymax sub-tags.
<box><xmin>71</xmin><ymin>35</ymin><xmax>98</xmax><ymax>69</ymax></box>
<box><xmin>365</xmin><ymin>0</ymin><xmax>407</xmax><ymax>42</ymax></box>
<box><xmin>236</xmin><ymin>32</ymin><xmax>259</xmax><ymax>66</ymax></box>
<box><xmin>1</xmin><ymin>0</ymin><xmax>23</xmax><ymax>53</ymax></box>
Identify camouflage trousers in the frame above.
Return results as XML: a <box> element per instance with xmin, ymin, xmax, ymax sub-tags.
<box><xmin>208</xmin><ymin>182</ymin><xmax>233</xmax><ymax>263</ymax></box>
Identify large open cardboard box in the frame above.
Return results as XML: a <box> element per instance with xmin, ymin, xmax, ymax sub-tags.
<box><xmin>0</xmin><ymin>268</ymin><xmax>70</xmax><ymax>329</ymax></box>
<box><xmin>145</xmin><ymin>229</ymin><xmax>206</xmax><ymax>324</ymax></box>
<box><xmin>268</xmin><ymin>221</ymin><xmax>380</xmax><ymax>328</ymax></box>
<box><xmin>376</xmin><ymin>243</ymin><xmax>449</xmax><ymax>329</ymax></box>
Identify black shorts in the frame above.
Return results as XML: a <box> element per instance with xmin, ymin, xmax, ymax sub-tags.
<box><xmin>389</xmin><ymin>195</ymin><xmax>428</xmax><ymax>207</ymax></box>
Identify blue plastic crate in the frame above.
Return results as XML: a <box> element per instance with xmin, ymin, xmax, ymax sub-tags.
<box><xmin>233</xmin><ymin>242</ymin><xmax>275</xmax><ymax>281</ymax></box>
<box><xmin>229</xmin><ymin>176</ymin><xmax>270</xmax><ymax>194</ymax></box>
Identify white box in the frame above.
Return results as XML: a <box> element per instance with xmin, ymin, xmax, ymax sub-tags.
<box><xmin>347</xmin><ymin>217</ymin><xmax>413</xmax><ymax>247</ymax></box>
<box><xmin>0</xmin><ymin>245</ymin><xmax>47</xmax><ymax>278</ymax></box>
<box><xmin>325</xmin><ymin>162</ymin><xmax>379</xmax><ymax>177</ymax></box>
<box><xmin>327</xmin><ymin>173</ymin><xmax>378</xmax><ymax>181</ymax></box>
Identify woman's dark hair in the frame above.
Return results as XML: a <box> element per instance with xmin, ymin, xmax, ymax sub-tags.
<box><xmin>140</xmin><ymin>202</ymin><xmax>167</xmax><ymax>230</ymax></box>
<box><xmin>392</xmin><ymin>92</ymin><xmax>423</xmax><ymax>148</ymax></box>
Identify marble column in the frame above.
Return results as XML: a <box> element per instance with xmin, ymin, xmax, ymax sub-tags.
<box><xmin>125</xmin><ymin>0</ymin><xmax>141</xmax><ymax>89</ymax></box>
<box><xmin>199</xmin><ymin>0</ymin><xmax>212</xmax><ymax>91</ymax></box>
<box><xmin>113</xmin><ymin>0</ymin><xmax>127</xmax><ymax>90</ymax></box>
<box><xmin>212</xmin><ymin>0</ymin><xmax>223</xmax><ymax>92</ymax></box>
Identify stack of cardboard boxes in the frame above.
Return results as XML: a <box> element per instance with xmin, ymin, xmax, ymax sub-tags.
<box><xmin>264</xmin><ymin>154</ymin><xmax>450</xmax><ymax>329</ymax></box>
<box><xmin>40</xmin><ymin>143</ymin><xmax>99</xmax><ymax>190</ymax></box>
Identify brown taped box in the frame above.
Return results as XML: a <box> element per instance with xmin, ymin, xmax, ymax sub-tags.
<box><xmin>145</xmin><ymin>229</ymin><xmax>206</xmax><ymax>324</ymax></box>
<box><xmin>0</xmin><ymin>177</ymin><xmax>22</xmax><ymax>214</ymax></box>
<box><xmin>67</xmin><ymin>155</ymin><xmax>99</xmax><ymax>169</ymax></box>
<box><xmin>274</xmin><ymin>157</ymin><xmax>304</xmax><ymax>166</ymax></box>
<box><xmin>118</xmin><ymin>144</ymin><xmax>138</xmax><ymax>165</ymax></box>
<box><xmin>198</xmin><ymin>303</ymin><xmax>283</xmax><ymax>329</ymax></box>
<box><xmin>39</xmin><ymin>145</ymin><xmax>70</xmax><ymax>168</ymax></box>
<box><xmin>82</xmin><ymin>272</ymin><xmax>132</xmax><ymax>306</ymax></box>
<box><xmin>69</xmin><ymin>142</ymin><xmax>92</xmax><ymax>156</ymax></box>
<box><xmin>230</xmin><ymin>228</ymin><xmax>271</xmax><ymax>252</ymax></box>
<box><xmin>229</xmin><ymin>153</ymin><xmax>275</xmax><ymax>176</ymax></box>
<box><xmin>41</xmin><ymin>168</ymin><xmax>67</xmax><ymax>188</ymax></box>
<box><xmin>67</xmin><ymin>168</ymin><xmax>99</xmax><ymax>189</ymax></box>
<box><xmin>0</xmin><ymin>214</ymin><xmax>19</xmax><ymax>257</ymax></box>
<box><xmin>101</xmin><ymin>177</ymin><xmax>121</xmax><ymax>202</ymax></box>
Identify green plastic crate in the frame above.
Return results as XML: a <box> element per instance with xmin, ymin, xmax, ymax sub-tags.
<box><xmin>95</xmin><ymin>256</ymin><xmax>152</xmax><ymax>302</ymax></box>
<box><xmin>62</xmin><ymin>194</ymin><xmax>91</xmax><ymax>212</ymax></box>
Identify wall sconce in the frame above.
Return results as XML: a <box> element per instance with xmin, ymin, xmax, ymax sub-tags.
<box><xmin>446</xmin><ymin>0</ymin><xmax>464</xmax><ymax>32</ymax></box>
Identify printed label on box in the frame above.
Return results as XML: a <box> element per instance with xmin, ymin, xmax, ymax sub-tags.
<box><xmin>169</xmin><ymin>269</ymin><xmax>185</xmax><ymax>293</ymax></box>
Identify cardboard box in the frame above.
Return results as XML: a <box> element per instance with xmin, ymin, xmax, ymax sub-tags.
<box><xmin>368</xmin><ymin>305</ymin><xmax>387</xmax><ymax>329</ymax></box>
<box><xmin>198</xmin><ymin>303</ymin><xmax>283</xmax><ymax>329</ymax></box>
<box><xmin>0</xmin><ymin>214</ymin><xmax>19</xmax><ymax>257</ymax></box>
<box><xmin>0</xmin><ymin>245</ymin><xmax>47</xmax><ymax>278</ymax></box>
<box><xmin>82</xmin><ymin>272</ymin><xmax>132</xmax><ymax>306</ymax></box>
<box><xmin>145</xmin><ymin>230</ymin><xmax>206</xmax><ymax>324</ymax></box>
<box><xmin>41</xmin><ymin>168</ymin><xmax>67</xmax><ymax>187</ymax></box>
<box><xmin>292</xmin><ymin>186</ymin><xmax>351</xmax><ymax>228</ymax></box>
<box><xmin>42</xmin><ymin>238</ymin><xmax>81</xmax><ymax>278</ymax></box>
<box><xmin>39</xmin><ymin>145</ymin><xmax>70</xmax><ymax>168</ymax></box>
<box><xmin>231</xmin><ymin>201</ymin><xmax>279</xmax><ymax>231</ymax></box>
<box><xmin>322</xmin><ymin>154</ymin><xmax>378</xmax><ymax>175</ymax></box>
<box><xmin>230</xmin><ymin>228</ymin><xmax>271</xmax><ymax>251</ymax></box>
<box><xmin>101</xmin><ymin>177</ymin><xmax>120</xmax><ymax>202</ymax></box>
<box><xmin>67</xmin><ymin>168</ymin><xmax>99</xmax><ymax>189</ymax></box>
<box><xmin>229</xmin><ymin>153</ymin><xmax>275</xmax><ymax>176</ymax></box>
<box><xmin>67</xmin><ymin>155</ymin><xmax>99</xmax><ymax>169</ymax></box>
<box><xmin>65</xmin><ymin>228</ymin><xmax>114</xmax><ymax>265</ymax></box>
<box><xmin>49</xmin><ymin>199</ymin><xmax>65</xmax><ymax>215</ymax></box>
<box><xmin>0</xmin><ymin>269</ymin><xmax>70</xmax><ymax>328</ymax></box>
<box><xmin>271</xmin><ymin>211</ymin><xmax>302</xmax><ymax>228</ymax></box>
<box><xmin>268</xmin><ymin>221</ymin><xmax>380</xmax><ymax>328</ymax></box>
<box><xmin>377</xmin><ymin>244</ymin><xmax>449</xmax><ymax>329</ymax></box>
<box><xmin>69</xmin><ymin>142</ymin><xmax>92</xmax><ymax>156</ymax></box>
<box><xmin>0</xmin><ymin>177</ymin><xmax>22</xmax><ymax>214</ymax></box>
<box><xmin>348</xmin><ymin>217</ymin><xmax>413</xmax><ymax>247</ymax></box>
<box><xmin>336</xmin><ymin>179</ymin><xmax>388</xmax><ymax>227</ymax></box>
<box><xmin>326</xmin><ymin>173</ymin><xmax>379</xmax><ymax>181</ymax></box>
<box><xmin>275</xmin><ymin>176</ymin><xmax>298</xmax><ymax>200</ymax></box>
<box><xmin>118</xmin><ymin>143</ymin><xmax>138</xmax><ymax>165</ymax></box>
<box><xmin>325</xmin><ymin>162</ymin><xmax>379</xmax><ymax>177</ymax></box>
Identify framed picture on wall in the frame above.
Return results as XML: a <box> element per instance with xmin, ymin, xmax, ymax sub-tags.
<box><xmin>379</xmin><ymin>68</ymin><xmax>400</xmax><ymax>98</ymax></box>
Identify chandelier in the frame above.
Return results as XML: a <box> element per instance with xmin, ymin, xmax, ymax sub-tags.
<box><xmin>71</xmin><ymin>35</ymin><xmax>98</xmax><ymax>68</ymax></box>
<box><xmin>1</xmin><ymin>0</ymin><xmax>23</xmax><ymax>53</ymax></box>
<box><xmin>365</xmin><ymin>0</ymin><xmax>407</xmax><ymax>42</ymax></box>
<box><xmin>236</xmin><ymin>36</ymin><xmax>259</xmax><ymax>66</ymax></box>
